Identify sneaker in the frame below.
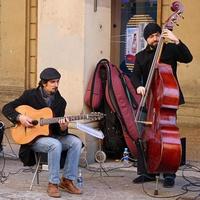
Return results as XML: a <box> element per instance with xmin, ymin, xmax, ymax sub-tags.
<box><xmin>163</xmin><ymin>177</ymin><xmax>175</xmax><ymax>188</ymax></box>
<box><xmin>47</xmin><ymin>183</ymin><xmax>61</xmax><ymax>198</ymax></box>
<box><xmin>133</xmin><ymin>174</ymin><xmax>156</xmax><ymax>183</ymax></box>
<box><xmin>59</xmin><ymin>177</ymin><xmax>82</xmax><ymax>194</ymax></box>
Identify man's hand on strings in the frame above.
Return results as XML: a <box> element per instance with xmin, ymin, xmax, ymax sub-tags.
<box><xmin>136</xmin><ymin>86</ymin><xmax>145</xmax><ymax>96</ymax></box>
<box><xmin>162</xmin><ymin>29</ymin><xmax>180</xmax><ymax>45</ymax></box>
<box><xmin>59</xmin><ymin>117</ymin><xmax>69</xmax><ymax>131</ymax></box>
<box><xmin>18</xmin><ymin>114</ymin><xmax>34</xmax><ymax>127</ymax></box>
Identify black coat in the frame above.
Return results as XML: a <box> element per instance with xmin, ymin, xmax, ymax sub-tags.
<box><xmin>131</xmin><ymin>41</ymin><xmax>193</xmax><ymax>104</ymax></box>
<box><xmin>2</xmin><ymin>87</ymin><xmax>67</xmax><ymax>166</ymax></box>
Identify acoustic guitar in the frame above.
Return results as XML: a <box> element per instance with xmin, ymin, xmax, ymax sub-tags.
<box><xmin>11</xmin><ymin>105</ymin><xmax>104</xmax><ymax>144</ymax></box>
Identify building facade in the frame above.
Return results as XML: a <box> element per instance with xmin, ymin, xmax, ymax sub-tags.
<box><xmin>0</xmin><ymin>0</ymin><xmax>199</xmax><ymax>162</ymax></box>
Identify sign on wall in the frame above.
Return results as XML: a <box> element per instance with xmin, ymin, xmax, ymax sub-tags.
<box><xmin>125</xmin><ymin>23</ymin><xmax>147</xmax><ymax>67</ymax></box>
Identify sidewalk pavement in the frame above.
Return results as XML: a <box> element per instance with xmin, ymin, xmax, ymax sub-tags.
<box><xmin>1</xmin><ymin>151</ymin><xmax>200</xmax><ymax>200</ymax></box>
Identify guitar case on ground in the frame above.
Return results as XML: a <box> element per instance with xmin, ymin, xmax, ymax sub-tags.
<box><xmin>85</xmin><ymin>59</ymin><xmax>146</xmax><ymax>171</ymax></box>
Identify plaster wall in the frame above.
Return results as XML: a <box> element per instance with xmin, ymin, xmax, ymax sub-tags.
<box><xmin>37</xmin><ymin>0</ymin><xmax>110</xmax><ymax>113</ymax></box>
<box><xmin>162</xmin><ymin>0</ymin><xmax>200</xmax><ymax>97</ymax></box>
<box><xmin>37</xmin><ymin>0</ymin><xmax>111</xmax><ymax>163</ymax></box>
<box><xmin>0</xmin><ymin>0</ymin><xmax>26</xmax><ymax>88</ymax></box>
<box><xmin>162</xmin><ymin>0</ymin><xmax>200</xmax><ymax>161</ymax></box>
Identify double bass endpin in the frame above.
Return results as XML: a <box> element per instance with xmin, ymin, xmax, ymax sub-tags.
<box><xmin>154</xmin><ymin>175</ymin><xmax>160</xmax><ymax>195</ymax></box>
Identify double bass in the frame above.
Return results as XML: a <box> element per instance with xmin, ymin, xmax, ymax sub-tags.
<box><xmin>135</xmin><ymin>1</ymin><xmax>184</xmax><ymax>174</ymax></box>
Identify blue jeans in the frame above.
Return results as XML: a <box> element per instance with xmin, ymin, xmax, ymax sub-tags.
<box><xmin>31</xmin><ymin>134</ymin><xmax>82</xmax><ymax>184</ymax></box>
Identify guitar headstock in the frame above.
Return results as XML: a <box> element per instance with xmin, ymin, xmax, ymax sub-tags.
<box><xmin>88</xmin><ymin>112</ymin><xmax>105</xmax><ymax>121</ymax></box>
<box><xmin>165</xmin><ymin>1</ymin><xmax>184</xmax><ymax>30</ymax></box>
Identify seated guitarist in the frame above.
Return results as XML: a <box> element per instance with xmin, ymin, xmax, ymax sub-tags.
<box><xmin>2</xmin><ymin>67</ymin><xmax>83</xmax><ymax>198</ymax></box>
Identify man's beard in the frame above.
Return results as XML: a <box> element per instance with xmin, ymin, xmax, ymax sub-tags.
<box><xmin>149</xmin><ymin>43</ymin><xmax>158</xmax><ymax>50</ymax></box>
<box><xmin>50</xmin><ymin>87</ymin><xmax>58</xmax><ymax>95</ymax></box>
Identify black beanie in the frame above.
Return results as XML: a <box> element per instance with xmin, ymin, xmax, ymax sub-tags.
<box><xmin>40</xmin><ymin>67</ymin><xmax>61</xmax><ymax>80</ymax></box>
<box><xmin>143</xmin><ymin>23</ymin><xmax>162</xmax><ymax>40</ymax></box>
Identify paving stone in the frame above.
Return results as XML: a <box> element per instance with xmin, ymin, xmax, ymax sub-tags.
<box><xmin>1</xmin><ymin>155</ymin><xmax>200</xmax><ymax>200</ymax></box>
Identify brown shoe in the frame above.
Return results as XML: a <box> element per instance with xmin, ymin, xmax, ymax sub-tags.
<box><xmin>59</xmin><ymin>177</ymin><xmax>82</xmax><ymax>194</ymax></box>
<box><xmin>47</xmin><ymin>183</ymin><xmax>61</xmax><ymax>198</ymax></box>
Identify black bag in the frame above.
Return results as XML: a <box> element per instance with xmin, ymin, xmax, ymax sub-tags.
<box><xmin>19</xmin><ymin>145</ymin><xmax>36</xmax><ymax>166</ymax></box>
<box><xmin>98</xmin><ymin>75</ymin><xmax>126</xmax><ymax>159</ymax></box>
<box><xmin>99</xmin><ymin>106</ymin><xmax>126</xmax><ymax>159</ymax></box>
<box><xmin>0</xmin><ymin>122</ymin><xmax>4</xmax><ymax>152</ymax></box>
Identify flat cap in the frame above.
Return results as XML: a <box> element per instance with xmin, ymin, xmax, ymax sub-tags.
<box><xmin>40</xmin><ymin>67</ymin><xmax>61</xmax><ymax>80</ymax></box>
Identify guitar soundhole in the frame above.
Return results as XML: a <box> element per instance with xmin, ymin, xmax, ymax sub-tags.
<box><xmin>31</xmin><ymin>120</ymin><xmax>38</xmax><ymax>126</ymax></box>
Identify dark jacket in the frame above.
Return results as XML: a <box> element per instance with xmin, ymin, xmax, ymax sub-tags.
<box><xmin>131</xmin><ymin>41</ymin><xmax>193</xmax><ymax>104</ymax></box>
<box><xmin>2</xmin><ymin>87</ymin><xmax>67</xmax><ymax>166</ymax></box>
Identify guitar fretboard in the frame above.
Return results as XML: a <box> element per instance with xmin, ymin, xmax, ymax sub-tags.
<box><xmin>40</xmin><ymin>115</ymin><xmax>90</xmax><ymax>125</ymax></box>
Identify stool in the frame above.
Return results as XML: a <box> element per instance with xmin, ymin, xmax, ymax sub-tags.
<box><xmin>30</xmin><ymin>152</ymin><xmax>42</xmax><ymax>190</ymax></box>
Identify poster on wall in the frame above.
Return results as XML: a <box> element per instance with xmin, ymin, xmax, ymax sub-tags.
<box><xmin>125</xmin><ymin>26</ymin><xmax>139</xmax><ymax>65</ymax></box>
<box><xmin>125</xmin><ymin>23</ymin><xmax>147</xmax><ymax>66</ymax></box>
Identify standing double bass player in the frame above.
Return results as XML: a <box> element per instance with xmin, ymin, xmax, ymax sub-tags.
<box><xmin>131</xmin><ymin>22</ymin><xmax>193</xmax><ymax>187</ymax></box>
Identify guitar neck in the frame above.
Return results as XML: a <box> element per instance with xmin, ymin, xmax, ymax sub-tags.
<box><xmin>40</xmin><ymin>114</ymin><xmax>89</xmax><ymax>125</ymax></box>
